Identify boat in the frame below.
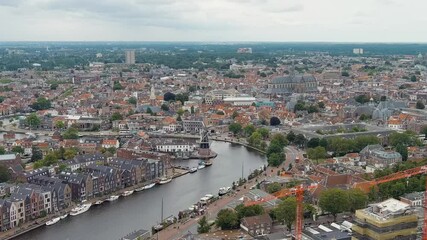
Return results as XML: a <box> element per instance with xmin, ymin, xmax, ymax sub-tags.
<box><xmin>218</xmin><ymin>187</ymin><xmax>231</xmax><ymax>196</ymax></box>
<box><xmin>60</xmin><ymin>214</ymin><xmax>68</xmax><ymax>219</ymax></box>
<box><xmin>143</xmin><ymin>183</ymin><xmax>156</xmax><ymax>190</ymax></box>
<box><xmin>94</xmin><ymin>200</ymin><xmax>104</xmax><ymax>205</ymax></box>
<box><xmin>189</xmin><ymin>167</ymin><xmax>198</xmax><ymax>173</ymax></box>
<box><xmin>70</xmin><ymin>203</ymin><xmax>92</xmax><ymax>216</ymax></box>
<box><xmin>205</xmin><ymin>161</ymin><xmax>212</xmax><ymax>167</ymax></box>
<box><xmin>122</xmin><ymin>190</ymin><xmax>134</xmax><ymax>197</ymax></box>
<box><xmin>198</xmin><ymin>162</ymin><xmax>206</xmax><ymax>170</ymax></box>
<box><xmin>46</xmin><ymin>217</ymin><xmax>61</xmax><ymax>226</ymax></box>
<box><xmin>159</xmin><ymin>177</ymin><xmax>172</xmax><ymax>185</ymax></box>
<box><xmin>134</xmin><ymin>186</ymin><xmax>145</xmax><ymax>192</ymax></box>
<box><xmin>106</xmin><ymin>195</ymin><xmax>119</xmax><ymax>202</ymax></box>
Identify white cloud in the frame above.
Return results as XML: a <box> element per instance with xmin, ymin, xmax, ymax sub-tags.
<box><xmin>0</xmin><ymin>0</ymin><xmax>426</xmax><ymax>42</ymax></box>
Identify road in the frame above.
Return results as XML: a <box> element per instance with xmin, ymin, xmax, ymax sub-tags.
<box><xmin>285</xmin><ymin>146</ymin><xmax>305</xmax><ymax>170</ymax></box>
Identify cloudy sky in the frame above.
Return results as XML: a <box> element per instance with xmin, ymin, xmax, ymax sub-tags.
<box><xmin>0</xmin><ymin>0</ymin><xmax>425</xmax><ymax>42</ymax></box>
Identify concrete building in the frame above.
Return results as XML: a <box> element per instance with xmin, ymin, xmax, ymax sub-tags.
<box><xmin>240</xmin><ymin>214</ymin><xmax>272</xmax><ymax>236</ymax></box>
<box><xmin>400</xmin><ymin>192</ymin><xmax>424</xmax><ymax>207</ymax></box>
<box><xmin>353</xmin><ymin>48</ymin><xmax>364</xmax><ymax>54</ymax></box>
<box><xmin>125</xmin><ymin>50</ymin><xmax>136</xmax><ymax>64</ymax></box>
<box><xmin>352</xmin><ymin>198</ymin><xmax>418</xmax><ymax>240</ymax></box>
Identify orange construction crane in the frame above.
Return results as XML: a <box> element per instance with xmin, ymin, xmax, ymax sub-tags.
<box><xmin>245</xmin><ymin>165</ymin><xmax>427</xmax><ymax>240</ymax></box>
<box><xmin>244</xmin><ymin>184</ymin><xmax>318</xmax><ymax>240</ymax></box>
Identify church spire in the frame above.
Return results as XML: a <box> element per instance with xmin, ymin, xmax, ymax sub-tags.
<box><xmin>150</xmin><ymin>85</ymin><xmax>156</xmax><ymax>106</ymax></box>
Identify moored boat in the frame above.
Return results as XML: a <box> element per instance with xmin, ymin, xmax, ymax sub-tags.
<box><xmin>205</xmin><ymin>161</ymin><xmax>212</xmax><ymax>166</ymax></box>
<box><xmin>60</xmin><ymin>214</ymin><xmax>68</xmax><ymax>219</ymax></box>
<box><xmin>218</xmin><ymin>187</ymin><xmax>231</xmax><ymax>196</ymax></box>
<box><xmin>70</xmin><ymin>203</ymin><xmax>92</xmax><ymax>216</ymax></box>
<box><xmin>122</xmin><ymin>190</ymin><xmax>134</xmax><ymax>197</ymax></box>
<box><xmin>106</xmin><ymin>195</ymin><xmax>119</xmax><ymax>202</ymax></box>
<box><xmin>134</xmin><ymin>186</ymin><xmax>145</xmax><ymax>192</ymax></box>
<box><xmin>197</xmin><ymin>162</ymin><xmax>206</xmax><ymax>170</ymax></box>
<box><xmin>159</xmin><ymin>177</ymin><xmax>172</xmax><ymax>185</ymax></box>
<box><xmin>189</xmin><ymin>167</ymin><xmax>198</xmax><ymax>173</ymax></box>
<box><xmin>46</xmin><ymin>217</ymin><xmax>61</xmax><ymax>226</ymax></box>
<box><xmin>143</xmin><ymin>183</ymin><xmax>156</xmax><ymax>190</ymax></box>
<box><xmin>94</xmin><ymin>200</ymin><xmax>104</xmax><ymax>205</ymax></box>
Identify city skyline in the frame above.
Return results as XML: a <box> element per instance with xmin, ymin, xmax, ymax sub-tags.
<box><xmin>0</xmin><ymin>0</ymin><xmax>426</xmax><ymax>42</ymax></box>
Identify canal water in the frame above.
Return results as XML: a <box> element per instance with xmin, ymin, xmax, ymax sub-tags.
<box><xmin>14</xmin><ymin>141</ymin><xmax>267</xmax><ymax>240</ymax></box>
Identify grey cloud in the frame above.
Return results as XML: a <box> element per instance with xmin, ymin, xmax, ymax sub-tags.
<box><xmin>0</xmin><ymin>0</ymin><xmax>26</xmax><ymax>7</ymax></box>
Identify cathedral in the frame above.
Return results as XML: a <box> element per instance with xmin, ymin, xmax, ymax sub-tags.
<box><xmin>266</xmin><ymin>74</ymin><xmax>318</xmax><ymax>95</ymax></box>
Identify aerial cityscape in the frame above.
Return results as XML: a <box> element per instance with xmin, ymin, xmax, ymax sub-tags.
<box><xmin>1</xmin><ymin>1</ymin><xmax>427</xmax><ymax>240</ymax></box>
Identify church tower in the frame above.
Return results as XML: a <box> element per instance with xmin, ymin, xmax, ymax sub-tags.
<box><xmin>150</xmin><ymin>85</ymin><xmax>156</xmax><ymax>106</ymax></box>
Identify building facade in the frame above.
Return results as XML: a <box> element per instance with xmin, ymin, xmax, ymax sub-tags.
<box><xmin>266</xmin><ymin>74</ymin><xmax>318</xmax><ymax>95</ymax></box>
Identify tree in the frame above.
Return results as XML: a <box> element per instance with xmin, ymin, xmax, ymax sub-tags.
<box><xmin>248</xmin><ymin>132</ymin><xmax>262</xmax><ymax>148</ymax></box>
<box><xmin>270</xmin><ymin>116</ymin><xmax>281</xmax><ymax>126</ymax></box>
<box><xmin>410</xmin><ymin>75</ymin><xmax>417</xmax><ymax>82</ymax></box>
<box><xmin>163</xmin><ymin>92</ymin><xmax>176</xmax><ymax>101</ymax></box>
<box><xmin>347</xmin><ymin>189</ymin><xmax>368</xmax><ymax>212</ymax></box>
<box><xmin>307</xmin><ymin>138</ymin><xmax>320</xmax><ymax>148</ymax></box>
<box><xmin>55</xmin><ymin>121</ymin><xmax>65</xmax><ymax>130</ymax></box>
<box><xmin>294</xmin><ymin>134</ymin><xmax>307</xmax><ymax>147</ymax></box>
<box><xmin>319</xmin><ymin>188</ymin><xmax>349</xmax><ymax>221</ymax></box>
<box><xmin>161</xmin><ymin>103</ymin><xmax>169</xmax><ymax>111</ymax></box>
<box><xmin>0</xmin><ymin>165</ymin><xmax>11</xmax><ymax>182</ymax></box>
<box><xmin>64</xmin><ymin>148</ymin><xmax>77</xmax><ymax>160</ymax></box>
<box><xmin>341</xmin><ymin>71</ymin><xmax>350</xmax><ymax>77</ymax></box>
<box><xmin>0</xmin><ymin>147</ymin><xmax>5</xmax><ymax>155</ymax></box>
<box><xmin>107</xmin><ymin>147</ymin><xmax>117</xmax><ymax>155</ymax></box>
<box><xmin>244</xmin><ymin>124</ymin><xmax>256</xmax><ymax>137</ymax></box>
<box><xmin>110</xmin><ymin>112</ymin><xmax>123</xmax><ymax>121</ymax></box>
<box><xmin>62</xmin><ymin>127</ymin><xmax>79</xmax><ymax>139</ymax></box>
<box><xmin>146</xmin><ymin>107</ymin><xmax>153</xmax><ymax>115</ymax></box>
<box><xmin>380</xmin><ymin>96</ymin><xmax>387</xmax><ymax>101</ymax></box>
<box><xmin>287</xmin><ymin>131</ymin><xmax>296</xmax><ymax>143</ymax></box>
<box><xmin>355</xmin><ymin>95</ymin><xmax>370</xmax><ymax>104</ymax></box>
<box><xmin>127</xmin><ymin>97</ymin><xmax>137</xmax><ymax>105</ymax></box>
<box><xmin>235</xmin><ymin>204</ymin><xmax>264</xmax><ymax>220</ymax></box>
<box><xmin>50</xmin><ymin>83</ymin><xmax>58</xmax><ymax>90</ymax></box>
<box><xmin>416</xmin><ymin>100</ymin><xmax>425</xmax><ymax>109</ymax></box>
<box><xmin>43</xmin><ymin>153</ymin><xmax>58</xmax><ymax>166</ymax></box>
<box><xmin>307</xmin><ymin>146</ymin><xmax>327</xmax><ymax>164</ymax></box>
<box><xmin>266</xmin><ymin>182</ymin><xmax>282</xmax><ymax>194</ymax></box>
<box><xmin>191</xmin><ymin>106</ymin><xmax>195</xmax><ymax>114</ymax></box>
<box><xmin>232</xmin><ymin>111</ymin><xmax>239</xmax><ymax>119</ymax></box>
<box><xmin>11</xmin><ymin>146</ymin><xmax>24</xmax><ymax>154</ymax></box>
<box><xmin>268</xmin><ymin>152</ymin><xmax>284</xmax><ymax>167</ymax></box>
<box><xmin>31</xmin><ymin>147</ymin><xmax>43</xmax><ymax>162</ymax></box>
<box><xmin>175</xmin><ymin>93</ymin><xmax>189</xmax><ymax>104</ymax></box>
<box><xmin>257</xmin><ymin>128</ymin><xmax>269</xmax><ymax>139</ymax></box>
<box><xmin>318</xmin><ymin>101</ymin><xmax>325</xmax><ymax>109</ymax></box>
<box><xmin>421</xmin><ymin>125</ymin><xmax>427</xmax><ymax>139</ymax></box>
<box><xmin>388</xmin><ymin>131</ymin><xmax>417</xmax><ymax>147</ymax></box>
<box><xmin>267</xmin><ymin>142</ymin><xmax>284</xmax><ymax>158</ymax></box>
<box><xmin>275</xmin><ymin>197</ymin><xmax>297</xmax><ymax>231</ymax></box>
<box><xmin>271</xmin><ymin>133</ymin><xmax>288</xmax><ymax>147</ymax></box>
<box><xmin>197</xmin><ymin>216</ymin><xmax>211</xmax><ymax>234</ymax></box>
<box><xmin>216</xmin><ymin>209</ymin><xmax>239</xmax><ymax>230</ymax></box>
<box><xmin>26</xmin><ymin>113</ymin><xmax>41</xmax><ymax>129</ymax></box>
<box><xmin>229</xmin><ymin>123</ymin><xmax>242</xmax><ymax>135</ymax></box>
<box><xmin>31</xmin><ymin>97</ymin><xmax>51</xmax><ymax>110</ymax></box>
<box><xmin>396</xmin><ymin>144</ymin><xmax>408</xmax><ymax>161</ymax></box>
<box><xmin>113</xmin><ymin>81</ymin><xmax>123</xmax><ymax>90</ymax></box>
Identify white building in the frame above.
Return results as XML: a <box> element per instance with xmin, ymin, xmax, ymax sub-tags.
<box><xmin>125</xmin><ymin>50</ymin><xmax>136</xmax><ymax>64</ymax></box>
<box><xmin>353</xmin><ymin>48</ymin><xmax>364</xmax><ymax>54</ymax></box>
<box><xmin>223</xmin><ymin>97</ymin><xmax>256</xmax><ymax>106</ymax></box>
<box><xmin>155</xmin><ymin>139</ymin><xmax>197</xmax><ymax>153</ymax></box>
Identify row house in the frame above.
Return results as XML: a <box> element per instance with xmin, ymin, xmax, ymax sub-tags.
<box><xmin>9</xmin><ymin>195</ymin><xmax>25</xmax><ymax>228</ymax></box>
<box><xmin>0</xmin><ymin>199</ymin><xmax>11</xmax><ymax>231</ymax></box>
<box><xmin>30</xmin><ymin>176</ymin><xmax>72</xmax><ymax>211</ymax></box>
<box><xmin>22</xmin><ymin>167</ymin><xmax>50</xmax><ymax>182</ymax></box>
<box><xmin>65</xmin><ymin>153</ymin><xmax>107</xmax><ymax>172</ymax></box>
<box><xmin>144</xmin><ymin>159</ymin><xmax>165</xmax><ymax>181</ymax></box>
<box><xmin>84</xmin><ymin>165</ymin><xmax>121</xmax><ymax>194</ymax></box>
<box><xmin>109</xmin><ymin>159</ymin><xmax>146</xmax><ymax>186</ymax></box>
<box><xmin>58</xmin><ymin>173</ymin><xmax>93</xmax><ymax>202</ymax></box>
<box><xmin>14</xmin><ymin>185</ymin><xmax>52</xmax><ymax>221</ymax></box>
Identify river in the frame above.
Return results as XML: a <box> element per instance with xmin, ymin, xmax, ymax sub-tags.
<box><xmin>14</xmin><ymin>141</ymin><xmax>267</xmax><ymax>240</ymax></box>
